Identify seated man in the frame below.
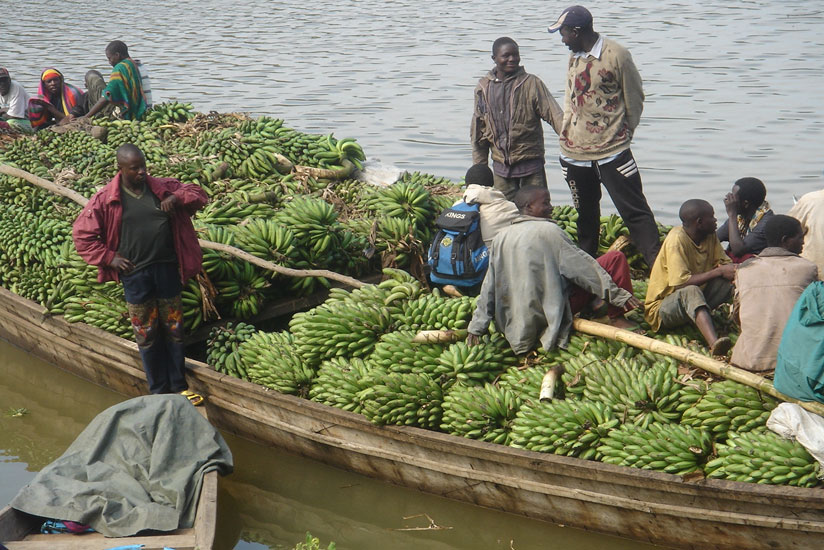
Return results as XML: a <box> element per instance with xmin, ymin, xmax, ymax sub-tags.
<box><xmin>467</xmin><ymin>186</ymin><xmax>641</xmax><ymax>354</ymax></box>
<box><xmin>645</xmin><ymin>199</ymin><xmax>736</xmax><ymax>356</ymax></box>
<box><xmin>731</xmin><ymin>215</ymin><xmax>818</xmax><ymax>372</ymax></box>
<box><xmin>82</xmin><ymin>40</ymin><xmax>147</xmax><ymax>120</ymax></box>
<box><xmin>774</xmin><ymin>281</ymin><xmax>824</xmax><ymax>403</ymax></box>
<box><xmin>0</xmin><ymin>67</ymin><xmax>33</xmax><ymax>133</ymax></box>
<box><xmin>461</xmin><ymin>163</ymin><xmax>519</xmax><ymax>247</ymax></box>
<box><xmin>788</xmin><ymin>188</ymin><xmax>824</xmax><ymax>276</ymax></box>
<box><xmin>717</xmin><ymin>177</ymin><xmax>773</xmax><ymax>262</ymax></box>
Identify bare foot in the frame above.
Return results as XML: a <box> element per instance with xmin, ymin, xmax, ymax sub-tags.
<box><xmin>442</xmin><ymin>285</ymin><xmax>463</xmax><ymax>297</ymax></box>
<box><xmin>607</xmin><ymin>317</ymin><xmax>640</xmax><ymax>332</ymax></box>
<box><xmin>709</xmin><ymin>336</ymin><xmax>732</xmax><ymax>357</ymax></box>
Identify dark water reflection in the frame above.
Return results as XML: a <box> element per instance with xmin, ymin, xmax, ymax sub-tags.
<box><xmin>4</xmin><ymin>1</ymin><xmax>823</xmax><ymax>223</ymax></box>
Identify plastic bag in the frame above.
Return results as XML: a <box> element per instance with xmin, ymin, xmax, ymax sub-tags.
<box><xmin>767</xmin><ymin>402</ymin><xmax>824</xmax><ymax>468</ymax></box>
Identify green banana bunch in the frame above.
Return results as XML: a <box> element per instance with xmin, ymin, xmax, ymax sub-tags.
<box><xmin>197</xmin><ymin>223</ymin><xmax>243</xmax><ymax>282</ymax></box>
<box><xmin>206</xmin><ymin>321</ymin><xmax>257</xmax><ymax>379</ymax></box>
<box><xmin>510</xmin><ymin>399</ymin><xmax>618</xmax><ymax>460</ymax></box>
<box><xmin>396</xmin><ymin>293</ymin><xmax>476</xmax><ymax>332</ymax></box>
<box><xmin>289</xmin><ymin>300</ymin><xmax>393</xmax><ymax>368</ymax></box>
<box><xmin>369</xmin><ymin>330</ymin><xmax>447</xmax><ymax>376</ymax></box>
<box><xmin>681</xmin><ymin>380</ymin><xmax>778</xmax><ymax>440</ymax></box>
<box><xmin>62</xmin><ymin>292</ymin><xmax>133</xmax><ymax>339</ymax></box>
<box><xmin>360</xmin><ymin>371</ymin><xmax>443</xmax><ymax>429</ymax></box>
<box><xmin>705</xmin><ymin>429</ymin><xmax>820</xmax><ymax>487</ymax></box>
<box><xmin>598</xmin><ymin>422</ymin><xmax>713</xmax><ymax>475</ymax></box>
<box><xmin>233</xmin><ymin>217</ymin><xmax>298</xmax><ymax>270</ymax></box>
<box><xmin>144</xmin><ymin>101</ymin><xmax>196</xmax><ymax>124</ymax></box>
<box><xmin>214</xmin><ymin>261</ymin><xmax>268</xmax><ymax>319</ymax></box>
<box><xmin>597</xmin><ymin>214</ymin><xmax>630</xmax><ymax>254</ymax></box>
<box><xmin>367</xmin><ymin>181</ymin><xmax>435</xmax><ymax>232</ymax></box>
<box><xmin>498</xmin><ymin>365</ymin><xmax>551</xmax><ymax>402</ymax></box>
<box><xmin>581</xmin><ymin>357</ymin><xmax>685</xmax><ymax>427</ymax></box>
<box><xmin>181</xmin><ymin>278</ymin><xmax>206</xmax><ymax>332</ymax></box>
<box><xmin>441</xmin><ymin>383</ymin><xmax>523</xmax><ymax>445</ymax></box>
<box><xmin>238</xmin><ymin>330</ymin><xmax>315</xmax><ymax>397</ymax></box>
<box><xmin>309</xmin><ymin>357</ymin><xmax>380</xmax><ymax>413</ymax></box>
<box><xmin>432</xmin><ymin>334</ymin><xmax>519</xmax><ymax>389</ymax></box>
<box><xmin>374</xmin><ymin>216</ymin><xmax>425</xmax><ymax>268</ymax></box>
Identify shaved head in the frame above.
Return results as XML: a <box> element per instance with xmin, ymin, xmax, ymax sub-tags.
<box><xmin>514</xmin><ymin>185</ymin><xmax>549</xmax><ymax>212</ymax></box>
<box><xmin>116</xmin><ymin>143</ymin><xmax>144</xmax><ymax>166</ymax></box>
<box><xmin>679</xmin><ymin>199</ymin><xmax>712</xmax><ymax>225</ymax></box>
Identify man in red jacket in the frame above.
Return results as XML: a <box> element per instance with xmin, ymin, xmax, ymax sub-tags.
<box><xmin>73</xmin><ymin>143</ymin><xmax>208</xmax><ymax>404</ymax></box>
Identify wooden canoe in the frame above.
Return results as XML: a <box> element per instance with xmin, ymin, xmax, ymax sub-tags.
<box><xmin>0</xmin><ymin>404</ymin><xmax>219</xmax><ymax>550</ymax></box>
<box><xmin>1</xmin><ymin>285</ymin><xmax>823</xmax><ymax>550</ymax></box>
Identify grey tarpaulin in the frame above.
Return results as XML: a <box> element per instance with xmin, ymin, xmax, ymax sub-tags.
<box><xmin>10</xmin><ymin>394</ymin><xmax>233</xmax><ymax>537</ymax></box>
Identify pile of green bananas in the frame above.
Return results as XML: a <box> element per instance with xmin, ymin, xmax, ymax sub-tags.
<box><xmin>510</xmin><ymin>400</ymin><xmax>617</xmax><ymax>459</ymax></box>
<box><xmin>705</xmin><ymin>429</ymin><xmax>820</xmax><ymax>487</ymax></box>
<box><xmin>361</xmin><ymin>372</ymin><xmax>443</xmax><ymax>429</ymax></box>
<box><xmin>309</xmin><ymin>357</ymin><xmax>375</xmax><ymax>413</ymax></box>
<box><xmin>497</xmin><ymin>364</ymin><xmax>548</xmax><ymax>401</ymax></box>
<box><xmin>551</xmin><ymin>205</ymin><xmax>579</xmax><ymax>241</ymax></box>
<box><xmin>206</xmin><ymin>321</ymin><xmax>257</xmax><ymax>378</ymax></box>
<box><xmin>432</xmin><ymin>334</ymin><xmax>519</xmax><ymax>389</ymax></box>
<box><xmin>396</xmin><ymin>293</ymin><xmax>476</xmax><ymax>331</ymax></box>
<box><xmin>598</xmin><ymin>422</ymin><xmax>713</xmax><ymax>475</ymax></box>
<box><xmin>62</xmin><ymin>293</ymin><xmax>133</xmax><ymax>338</ymax></box>
<box><xmin>238</xmin><ymin>330</ymin><xmax>314</xmax><ymax>397</ymax></box>
<box><xmin>681</xmin><ymin>380</ymin><xmax>778</xmax><ymax>440</ymax></box>
<box><xmin>441</xmin><ymin>383</ymin><xmax>522</xmax><ymax>445</ymax></box>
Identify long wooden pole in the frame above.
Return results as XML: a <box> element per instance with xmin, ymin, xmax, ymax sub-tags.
<box><xmin>573</xmin><ymin>318</ymin><xmax>824</xmax><ymax>417</ymax></box>
<box><xmin>0</xmin><ymin>163</ymin><xmax>367</xmax><ymax>289</ymax></box>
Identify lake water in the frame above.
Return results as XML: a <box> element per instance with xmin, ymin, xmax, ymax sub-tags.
<box><xmin>4</xmin><ymin>0</ymin><xmax>823</xmax><ymax>224</ymax></box>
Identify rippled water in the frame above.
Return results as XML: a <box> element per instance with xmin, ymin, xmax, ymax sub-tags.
<box><xmin>5</xmin><ymin>1</ymin><xmax>824</xmax><ymax>222</ymax></box>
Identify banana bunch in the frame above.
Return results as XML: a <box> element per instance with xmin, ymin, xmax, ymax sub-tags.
<box><xmin>234</xmin><ymin>218</ymin><xmax>298</xmax><ymax>270</ymax></box>
<box><xmin>5</xmin><ymin>265</ymin><xmax>60</xmax><ymax>306</ymax></box>
<box><xmin>705</xmin><ymin>429</ymin><xmax>820</xmax><ymax>487</ymax></box>
<box><xmin>432</xmin><ymin>334</ymin><xmax>519</xmax><ymax>389</ymax></box>
<box><xmin>62</xmin><ymin>292</ymin><xmax>133</xmax><ymax>338</ymax></box>
<box><xmin>441</xmin><ymin>383</ymin><xmax>522</xmax><ymax>445</ymax></box>
<box><xmin>360</xmin><ymin>372</ymin><xmax>443</xmax><ymax>429</ymax></box>
<box><xmin>552</xmin><ymin>334</ymin><xmax>645</xmax><ymax>397</ymax></box>
<box><xmin>181</xmin><ymin>278</ymin><xmax>208</xmax><ymax>332</ymax></box>
<box><xmin>289</xmin><ymin>300</ymin><xmax>393</xmax><ymax>368</ymax></box>
<box><xmin>374</xmin><ymin>216</ymin><xmax>425</xmax><ymax>268</ymax></box>
<box><xmin>238</xmin><ymin>146</ymin><xmax>289</xmax><ymax>180</ymax></box>
<box><xmin>367</xmin><ymin>181</ymin><xmax>435</xmax><ymax>232</ymax></box>
<box><xmin>498</xmin><ymin>365</ymin><xmax>550</xmax><ymax>402</ymax></box>
<box><xmin>377</xmin><ymin>276</ymin><xmax>422</xmax><ymax>307</ymax></box>
<box><xmin>396</xmin><ymin>293</ymin><xmax>476</xmax><ymax>332</ymax></box>
<box><xmin>196</xmin><ymin>197</ymin><xmax>267</xmax><ymax>226</ymax></box>
<box><xmin>206</xmin><ymin>321</ymin><xmax>257</xmax><ymax>378</ymax></box>
<box><xmin>369</xmin><ymin>330</ymin><xmax>447</xmax><ymax>376</ymax></box>
<box><xmin>267</xmin><ymin>128</ymin><xmax>364</xmax><ymax>170</ymax></box>
<box><xmin>275</xmin><ymin>196</ymin><xmax>341</xmax><ymax>256</ymax></box>
<box><xmin>597</xmin><ymin>214</ymin><xmax>630</xmax><ymax>254</ymax></box>
<box><xmin>673</xmin><ymin>379</ymin><xmax>710</xmax><ymax>414</ymax></box>
<box><xmin>598</xmin><ymin>422</ymin><xmax>713</xmax><ymax>475</ymax></box>
<box><xmin>510</xmin><ymin>400</ymin><xmax>618</xmax><ymax>460</ymax></box>
<box><xmin>309</xmin><ymin>357</ymin><xmax>378</xmax><ymax>413</ymax></box>
<box><xmin>238</xmin><ymin>330</ymin><xmax>315</xmax><ymax>397</ymax></box>
<box><xmin>197</xmin><ymin>223</ymin><xmax>244</xmax><ymax>281</ymax></box>
<box><xmin>582</xmin><ymin>358</ymin><xmax>685</xmax><ymax>427</ymax></box>
<box><xmin>97</xmin><ymin>120</ymin><xmax>165</xmax><ymax>165</ymax></box>
<box><xmin>214</xmin><ymin>261</ymin><xmax>268</xmax><ymax>319</ymax></box>
<box><xmin>0</xmin><ymin>202</ymin><xmax>73</xmax><ymax>268</ymax></box>
<box><xmin>631</xmin><ymin>278</ymin><xmax>649</xmax><ymax>302</ymax></box>
<box><xmin>681</xmin><ymin>380</ymin><xmax>778</xmax><ymax>440</ymax></box>
<box><xmin>551</xmin><ymin>205</ymin><xmax>579</xmax><ymax>241</ymax></box>
<box><xmin>144</xmin><ymin>101</ymin><xmax>196</xmax><ymax>125</ymax></box>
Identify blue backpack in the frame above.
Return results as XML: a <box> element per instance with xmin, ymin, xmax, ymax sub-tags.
<box><xmin>427</xmin><ymin>201</ymin><xmax>489</xmax><ymax>287</ymax></box>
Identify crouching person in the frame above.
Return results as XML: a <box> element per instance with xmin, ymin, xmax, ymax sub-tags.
<box><xmin>466</xmin><ymin>186</ymin><xmax>640</xmax><ymax>354</ymax></box>
<box><xmin>644</xmin><ymin>199</ymin><xmax>736</xmax><ymax>356</ymax></box>
<box><xmin>72</xmin><ymin>144</ymin><xmax>208</xmax><ymax>404</ymax></box>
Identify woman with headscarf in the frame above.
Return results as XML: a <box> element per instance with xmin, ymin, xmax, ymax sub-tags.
<box><xmin>28</xmin><ymin>68</ymin><xmax>83</xmax><ymax>130</ymax></box>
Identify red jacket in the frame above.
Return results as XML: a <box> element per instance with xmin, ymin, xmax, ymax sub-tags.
<box><xmin>72</xmin><ymin>173</ymin><xmax>208</xmax><ymax>283</ymax></box>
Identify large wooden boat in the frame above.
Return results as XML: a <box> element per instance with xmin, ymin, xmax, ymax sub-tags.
<box><xmin>1</xmin><ymin>285</ymin><xmax>822</xmax><ymax>550</ymax></box>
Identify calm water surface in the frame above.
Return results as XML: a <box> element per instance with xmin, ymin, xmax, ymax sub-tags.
<box><xmin>4</xmin><ymin>0</ymin><xmax>823</xmax><ymax>223</ymax></box>
<box><xmin>0</xmin><ymin>339</ymin><xmax>664</xmax><ymax>549</ymax></box>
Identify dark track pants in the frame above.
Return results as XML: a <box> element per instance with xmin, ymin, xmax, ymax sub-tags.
<box><xmin>560</xmin><ymin>149</ymin><xmax>661</xmax><ymax>266</ymax></box>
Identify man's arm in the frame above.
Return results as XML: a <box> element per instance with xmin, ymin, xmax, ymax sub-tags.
<box><xmin>620</xmin><ymin>49</ymin><xmax>644</xmax><ymax>134</ymax></box>
<box><xmin>534</xmin><ymin>77</ymin><xmax>563</xmax><ymax>135</ymax></box>
<box><xmin>471</xmin><ymin>87</ymin><xmax>490</xmax><ymax>165</ymax></box>
<box><xmin>72</xmin><ymin>198</ymin><xmax>116</xmax><ymax>267</ymax></box>
<box><xmin>154</xmin><ymin>179</ymin><xmax>209</xmax><ymax>215</ymax></box>
<box><xmin>680</xmin><ymin>264</ymin><xmax>736</xmax><ymax>287</ymax></box>
<box><xmin>84</xmin><ymin>96</ymin><xmax>111</xmax><ymax>119</ymax></box>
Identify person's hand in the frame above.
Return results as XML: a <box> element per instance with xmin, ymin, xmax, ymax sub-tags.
<box><xmin>466</xmin><ymin>333</ymin><xmax>481</xmax><ymax>346</ymax></box>
<box><xmin>159</xmin><ymin>194</ymin><xmax>179</xmax><ymax>212</ymax></box>
<box><xmin>717</xmin><ymin>263</ymin><xmax>736</xmax><ymax>280</ymax></box>
<box><xmin>58</xmin><ymin>114</ymin><xmax>75</xmax><ymax>125</ymax></box>
<box><xmin>623</xmin><ymin>295</ymin><xmax>642</xmax><ymax>311</ymax></box>
<box><xmin>723</xmin><ymin>192</ymin><xmax>738</xmax><ymax>218</ymax></box>
<box><xmin>109</xmin><ymin>254</ymin><xmax>135</xmax><ymax>274</ymax></box>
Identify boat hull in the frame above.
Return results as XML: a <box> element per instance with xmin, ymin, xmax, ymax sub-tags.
<box><xmin>1</xmin><ymin>286</ymin><xmax>822</xmax><ymax>550</ymax></box>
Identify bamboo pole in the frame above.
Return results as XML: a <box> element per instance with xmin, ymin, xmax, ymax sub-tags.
<box><xmin>573</xmin><ymin>318</ymin><xmax>824</xmax><ymax>417</ymax></box>
<box><xmin>0</xmin><ymin>163</ymin><xmax>368</xmax><ymax>289</ymax></box>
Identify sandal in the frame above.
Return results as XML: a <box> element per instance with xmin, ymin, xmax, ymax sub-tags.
<box><xmin>180</xmin><ymin>390</ymin><xmax>205</xmax><ymax>406</ymax></box>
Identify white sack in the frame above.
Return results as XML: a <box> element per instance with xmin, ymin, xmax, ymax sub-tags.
<box><xmin>767</xmin><ymin>402</ymin><xmax>824</xmax><ymax>469</ymax></box>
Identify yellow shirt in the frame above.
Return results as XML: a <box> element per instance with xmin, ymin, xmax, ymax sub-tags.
<box><xmin>644</xmin><ymin>226</ymin><xmax>730</xmax><ymax>330</ymax></box>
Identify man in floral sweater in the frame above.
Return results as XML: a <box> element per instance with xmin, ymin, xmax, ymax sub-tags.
<box><xmin>548</xmin><ymin>6</ymin><xmax>660</xmax><ymax>267</ymax></box>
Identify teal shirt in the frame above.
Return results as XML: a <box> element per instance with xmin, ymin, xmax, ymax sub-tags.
<box><xmin>774</xmin><ymin>281</ymin><xmax>824</xmax><ymax>403</ymax></box>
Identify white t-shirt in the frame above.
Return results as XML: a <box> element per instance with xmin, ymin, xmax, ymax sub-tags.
<box><xmin>0</xmin><ymin>79</ymin><xmax>30</xmax><ymax>119</ymax></box>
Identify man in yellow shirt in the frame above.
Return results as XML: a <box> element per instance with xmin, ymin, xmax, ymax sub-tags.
<box><xmin>645</xmin><ymin>199</ymin><xmax>736</xmax><ymax>356</ymax></box>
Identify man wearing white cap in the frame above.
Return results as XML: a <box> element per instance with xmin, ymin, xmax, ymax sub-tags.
<box><xmin>548</xmin><ymin>6</ymin><xmax>660</xmax><ymax>267</ymax></box>
<box><xmin>0</xmin><ymin>67</ymin><xmax>33</xmax><ymax>133</ymax></box>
